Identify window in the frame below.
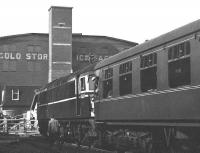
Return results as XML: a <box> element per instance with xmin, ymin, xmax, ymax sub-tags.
<box><xmin>140</xmin><ymin>53</ymin><xmax>157</xmax><ymax>92</ymax></box>
<box><xmin>168</xmin><ymin>41</ymin><xmax>191</xmax><ymax>88</ymax></box>
<box><xmin>141</xmin><ymin>52</ymin><xmax>157</xmax><ymax>68</ymax></box>
<box><xmin>119</xmin><ymin>61</ymin><xmax>132</xmax><ymax>96</ymax></box>
<box><xmin>103</xmin><ymin>68</ymin><xmax>113</xmax><ymax>98</ymax></box>
<box><xmin>103</xmin><ymin>79</ymin><xmax>113</xmax><ymax>98</ymax></box>
<box><xmin>12</xmin><ymin>89</ymin><xmax>19</xmax><ymax>101</ymax></box>
<box><xmin>105</xmin><ymin>68</ymin><xmax>113</xmax><ymax>79</ymax></box>
<box><xmin>80</xmin><ymin>77</ymin><xmax>86</xmax><ymax>91</ymax></box>
<box><xmin>168</xmin><ymin>41</ymin><xmax>190</xmax><ymax>60</ymax></box>
<box><xmin>88</xmin><ymin>76</ymin><xmax>95</xmax><ymax>90</ymax></box>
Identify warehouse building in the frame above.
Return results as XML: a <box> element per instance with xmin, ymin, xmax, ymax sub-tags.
<box><xmin>0</xmin><ymin>6</ymin><xmax>137</xmax><ymax>116</ymax></box>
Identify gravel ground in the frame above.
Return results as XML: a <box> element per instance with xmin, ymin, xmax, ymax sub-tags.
<box><xmin>0</xmin><ymin>134</ymin><xmax>114</xmax><ymax>153</ymax></box>
<box><xmin>0</xmin><ymin>134</ymin><xmax>78</xmax><ymax>153</ymax></box>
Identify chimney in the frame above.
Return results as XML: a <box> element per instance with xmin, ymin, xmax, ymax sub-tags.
<box><xmin>48</xmin><ymin>6</ymin><xmax>73</xmax><ymax>82</ymax></box>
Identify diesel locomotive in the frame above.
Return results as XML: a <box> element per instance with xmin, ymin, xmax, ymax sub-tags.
<box><xmin>34</xmin><ymin>20</ymin><xmax>200</xmax><ymax>153</ymax></box>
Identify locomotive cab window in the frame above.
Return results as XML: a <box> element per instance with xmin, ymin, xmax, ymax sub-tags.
<box><xmin>119</xmin><ymin>61</ymin><xmax>132</xmax><ymax>96</ymax></box>
<box><xmin>103</xmin><ymin>68</ymin><xmax>113</xmax><ymax>98</ymax></box>
<box><xmin>88</xmin><ymin>75</ymin><xmax>95</xmax><ymax>91</ymax></box>
<box><xmin>80</xmin><ymin>77</ymin><xmax>86</xmax><ymax>91</ymax></box>
<box><xmin>168</xmin><ymin>41</ymin><xmax>191</xmax><ymax>88</ymax></box>
<box><xmin>140</xmin><ymin>53</ymin><xmax>157</xmax><ymax>92</ymax></box>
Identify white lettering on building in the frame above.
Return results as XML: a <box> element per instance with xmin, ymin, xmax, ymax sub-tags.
<box><xmin>0</xmin><ymin>52</ymin><xmax>48</xmax><ymax>60</ymax></box>
<box><xmin>16</xmin><ymin>53</ymin><xmax>21</xmax><ymax>60</ymax></box>
<box><xmin>76</xmin><ymin>54</ymin><xmax>110</xmax><ymax>62</ymax></box>
<box><xmin>25</xmin><ymin>53</ymin><xmax>48</xmax><ymax>60</ymax></box>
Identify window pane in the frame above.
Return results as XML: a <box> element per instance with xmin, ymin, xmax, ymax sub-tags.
<box><xmin>103</xmin><ymin>79</ymin><xmax>112</xmax><ymax>98</ymax></box>
<box><xmin>168</xmin><ymin>48</ymin><xmax>172</xmax><ymax>60</ymax></box>
<box><xmin>168</xmin><ymin>58</ymin><xmax>190</xmax><ymax>88</ymax></box>
<box><xmin>141</xmin><ymin>53</ymin><xmax>157</xmax><ymax>68</ymax></box>
<box><xmin>141</xmin><ymin>67</ymin><xmax>157</xmax><ymax>92</ymax></box>
<box><xmin>119</xmin><ymin>61</ymin><xmax>132</xmax><ymax>74</ymax></box>
<box><xmin>168</xmin><ymin>41</ymin><xmax>190</xmax><ymax>60</ymax></box>
<box><xmin>119</xmin><ymin>73</ymin><xmax>132</xmax><ymax>96</ymax></box>
<box><xmin>89</xmin><ymin>77</ymin><xmax>95</xmax><ymax>90</ymax></box>
<box><xmin>185</xmin><ymin>41</ymin><xmax>190</xmax><ymax>55</ymax></box>
<box><xmin>178</xmin><ymin>43</ymin><xmax>184</xmax><ymax>57</ymax></box>
<box><xmin>80</xmin><ymin>77</ymin><xmax>86</xmax><ymax>91</ymax></box>
<box><xmin>105</xmin><ymin>68</ymin><xmax>113</xmax><ymax>79</ymax></box>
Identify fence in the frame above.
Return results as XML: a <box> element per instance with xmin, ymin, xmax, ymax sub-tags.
<box><xmin>0</xmin><ymin>118</ymin><xmax>39</xmax><ymax>135</ymax></box>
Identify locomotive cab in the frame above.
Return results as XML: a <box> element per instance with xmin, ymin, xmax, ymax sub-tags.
<box><xmin>78</xmin><ymin>74</ymin><xmax>95</xmax><ymax>96</ymax></box>
<box><xmin>78</xmin><ymin>73</ymin><xmax>96</xmax><ymax>117</ymax></box>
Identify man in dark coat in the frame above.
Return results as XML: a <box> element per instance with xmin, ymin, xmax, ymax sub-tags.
<box><xmin>47</xmin><ymin>115</ymin><xmax>60</xmax><ymax>145</ymax></box>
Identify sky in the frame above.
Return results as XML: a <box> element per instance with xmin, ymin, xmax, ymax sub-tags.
<box><xmin>0</xmin><ymin>0</ymin><xmax>199</xmax><ymax>44</ymax></box>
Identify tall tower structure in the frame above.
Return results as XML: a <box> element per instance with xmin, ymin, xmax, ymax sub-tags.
<box><xmin>49</xmin><ymin>6</ymin><xmax>72</xmax><ymax>82</ymax></box>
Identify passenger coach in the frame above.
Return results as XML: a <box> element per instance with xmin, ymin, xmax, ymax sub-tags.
<box><xmin>94</xmin><ymin>19</ymin><xmax>200</xmax><ymax>152</ymax></box>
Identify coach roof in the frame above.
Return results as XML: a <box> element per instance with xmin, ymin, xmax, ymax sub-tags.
<box><xmin>95</xmin><ymin>19</ymin><xmax>200</xmax><ymax>69</ymax></box>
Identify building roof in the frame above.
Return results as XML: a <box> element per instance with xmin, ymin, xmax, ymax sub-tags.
<box><xmin>0</xmin><ymin>33</ymin><xmax>137</xmax><ymax>46</ymax></box>
<box><xmin>95</xmin><ymin>19</ymin><xmax>200</xmax><ymax>69</ymax></box>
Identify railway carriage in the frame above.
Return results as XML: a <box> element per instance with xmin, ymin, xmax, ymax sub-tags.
<box><xmin>94</xmin><ymin>19</ymin><xmax>200</xmax><ymax>152</ymax></box>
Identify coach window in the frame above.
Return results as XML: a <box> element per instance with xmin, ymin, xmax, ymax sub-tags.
<box><xmin>12</xmin><ymin>89</ymin><xmax>20</xmax><ymax>101</ymax></box>
<box><xmin>140</xmin><ymin>53</ymin><xmax>157</xmax><ymax>92</ymax></box>
<box><xmin>119</xmin><ymin>61</ymin><xmax>132</xmax><ymax>96</ymax></box>
<box><xmin>103</xmin><ymin>68</ymin><xmax>113</xmax><ymax>98</ymax></box>
<box><xmin>168</xmin><ymin>41</ymin><xmax>191</xmax><ymax>88</ymax></box>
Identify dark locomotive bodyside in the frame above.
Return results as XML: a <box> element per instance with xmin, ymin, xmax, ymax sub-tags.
<box><xmin>35</xmin><ymin>64</ymin><xmax>97</xmax><ymax>137</ymax></box>
<box><xmin>94</xmin><ymin>20</ymin><xmax>200</xmax><ymax>152</ymax></box>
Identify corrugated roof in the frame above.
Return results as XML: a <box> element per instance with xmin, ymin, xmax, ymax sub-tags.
<box><xmin>95</xmin><ymin>19</ymin><xmax>200</xmax><ymax>69</ymax></box>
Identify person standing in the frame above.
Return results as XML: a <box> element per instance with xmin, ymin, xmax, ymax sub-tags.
<box><xmin>47</xmin><ymin>115</ymin><xmax>60</xmax><ymax>145</ymax></box>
